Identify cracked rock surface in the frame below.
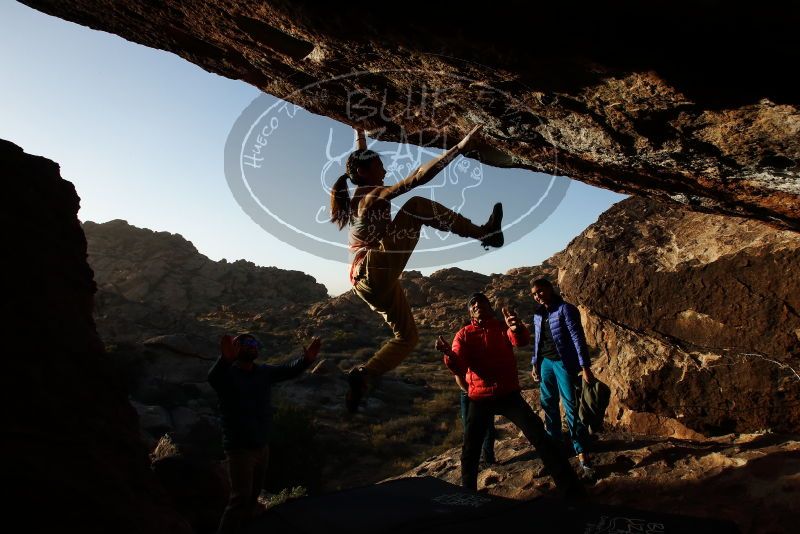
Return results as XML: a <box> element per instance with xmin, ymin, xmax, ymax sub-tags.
<box><xmin>554</xmin><ymin>196</ymin><xmax>800</xmax><ymax>435</ymax></box>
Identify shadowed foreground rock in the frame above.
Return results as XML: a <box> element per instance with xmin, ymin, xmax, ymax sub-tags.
<box><xmin>401</xmin><ymin>401</ymin><xmax>800</xmax><ymax>534</ymax></box>
<box><xmin>20</xmin><ymin>1</ymin><xmax>800</xmax><ymax>229</ymax></box>
<box><xmin>0</xmin><ymin>139</ymin><xmax>191</xmax><ymax>534</ymax></box>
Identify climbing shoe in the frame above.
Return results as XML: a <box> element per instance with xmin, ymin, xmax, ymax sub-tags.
<box><xmin>480</xmin><ymin>203</ymin><xmax>504</xmax><ymax>249</ymax></box>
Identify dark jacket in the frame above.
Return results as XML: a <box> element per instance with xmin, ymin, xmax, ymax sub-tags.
<box><xmin>578</xmin><ymin>378</ymin><xmax>611</xmax><ymax>434</ymax></box>
<box><xmin>444</xmin><ymin>317</ymin><xmax>530</xmax><ymax>401</ymax></box>
<box><xmin>531</xmin><ymin>298</ymin><xmax>590</xmax><ymax>375</ymax></box>
<box><xmin>208</xmin><ymin>355</ymin><xmax>309</xmax><ymax>450</ymax></box>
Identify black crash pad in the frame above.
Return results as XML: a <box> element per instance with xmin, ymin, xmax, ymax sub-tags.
<box><xmin>245</xmin><ymin>476</ymin><xmax>739</xmax><ymax>533</ymax></box>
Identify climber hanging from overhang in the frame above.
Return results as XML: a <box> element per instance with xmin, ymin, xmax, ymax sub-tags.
<box><xmin>329</xmin><ymin>124</ymin><xmax>504</xmax><ymax>412</ymax></box>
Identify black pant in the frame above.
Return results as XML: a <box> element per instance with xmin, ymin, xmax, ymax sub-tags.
<box><xmin>460</xmin><ymin>390</ymin><xmax>495</xmax><ymax>462</ymax></box>
<box><xmin>461</xmin><ymin>390</ymin><xmax>579</xmax><ymax>492</ymax></box>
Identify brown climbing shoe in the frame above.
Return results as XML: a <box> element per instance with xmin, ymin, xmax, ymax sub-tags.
<box><xmin>480</xmin><ymin>203</ymin><xmax>504</xmax><ymax>249</ymax></box>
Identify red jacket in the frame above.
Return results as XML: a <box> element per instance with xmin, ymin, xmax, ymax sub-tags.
<box><xmin>443</xmin><ymin>317</ymin><xmax>531</xmax><ymax>400</ymax></box>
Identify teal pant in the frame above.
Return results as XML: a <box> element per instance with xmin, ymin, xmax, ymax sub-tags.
<box><xmin>539</xmin><ymin>358</ymin><xmax>589</xmax><ymax>455</ymax></box>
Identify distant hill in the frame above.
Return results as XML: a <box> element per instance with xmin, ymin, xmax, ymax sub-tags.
<box><xmin>83</xmin><ymin>219</ymin><xmax>329</xmax><ymax>343</ymax></box>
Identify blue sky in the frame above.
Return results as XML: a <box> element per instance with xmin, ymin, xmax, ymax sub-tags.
<box><xmin>1</xmin><ymin>2</ymin><xmax>625</xmax><ymax>295</ymax></box>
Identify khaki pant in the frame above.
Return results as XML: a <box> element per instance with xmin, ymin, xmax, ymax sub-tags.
<box><xmin>354</xmin><ymin>197</ymin><xmax>482</xmax><ymax>376</ymax></box>
<box><xmin>217</xmin><ymin>446</ymin><xmax>269</xmax><ymax>534</ymax></box>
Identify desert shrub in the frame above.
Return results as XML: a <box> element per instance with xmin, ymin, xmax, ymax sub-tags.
<box><xmin>370</xmin><ymin>415</ymin><xmax>430</xmax><ymax>452</ymax></box>
<box><xmin>324</xmin><ymin>329</ymin><xmax>361</xmax><ymax>351</ymax></box>
<box><xmin>151</xmin><ymin>433</ymin><xmax>180</xmax><ymax>462</ymax></box>
<box><xmin>418</xmin><ymin>389</ymin><xmax>460</xmax><ymax>417</ymax></box>
<box><xmin>266</xmin><ymin>402</ymin><xmax>324</xmax><ymax>493</ymax></box>
<box><xmin>260</xmin><ymin>486</ymin><xmax>308</xmax><ymax>509</ymax></box>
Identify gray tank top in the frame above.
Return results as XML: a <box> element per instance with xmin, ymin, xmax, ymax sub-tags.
<box><xmin>348</xmin><ymin>193</ymin><xmax>391</xmax><ymax>249</ymax></box>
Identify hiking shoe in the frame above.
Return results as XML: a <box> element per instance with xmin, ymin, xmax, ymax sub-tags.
<box><xmin>480</xmin><ymin>203</ymin><xmax>504</xmax><ymax>249</ymax></box>
<box><xmin>345</xmin><ymin>367</ymin><xmax>369</xmax><ymax>413</ymax></box>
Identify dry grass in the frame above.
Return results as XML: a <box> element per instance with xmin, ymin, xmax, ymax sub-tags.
<box><xmin>150</xmin><ymin>433</ymin><xmax>179</xmax><ymax>462</ymax></box>
<box><xmin>260</xmin><ymin>486</ymin><xmax>308</xmax><ymax>510</ymax></box>
<box><xmin>419</xmin><ymin>388</ymin><xmax>461</xmax><ymax>416</ymax></box>
<box><xmin>370</xmin><ymin>415</ymin><xmax>429</xmax><ymax>450</ymax></box>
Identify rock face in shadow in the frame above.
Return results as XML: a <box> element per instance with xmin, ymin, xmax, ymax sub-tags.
<box><xmin>0</xmin><ymin>139</ymin><xmax>191</xmax><ymax>534</ymax></box>
<box><xmin>19</xmin><ymin>1</ymin><xmax>800</xmax><ymax>229</ymax></box>
<box><xmin>553</xmin><ymin>196</ymin><xmax>800</xmax><ymax>435</ymax></box>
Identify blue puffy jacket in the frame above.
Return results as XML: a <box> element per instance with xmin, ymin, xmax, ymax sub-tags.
<box><xmin>531</xmin><ymin>298</ymin><xmax>590</xmax><ymax>375</ymax></box>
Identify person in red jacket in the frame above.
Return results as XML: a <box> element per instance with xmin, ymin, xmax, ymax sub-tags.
<box><xmin>436</xmin><ymin>292</ymin><xmax>582</xmax><ymax>495</ymax></box>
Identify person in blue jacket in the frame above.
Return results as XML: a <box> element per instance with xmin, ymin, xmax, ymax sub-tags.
<box><xmin>529</xmin><ymin>278</ymin><xmax>595</xmax><ymax>478</ymax></box>
<box><xmin>209</xmin><ymin>333</ymin><xmax>321</xmax><ymax>534</ymax></box>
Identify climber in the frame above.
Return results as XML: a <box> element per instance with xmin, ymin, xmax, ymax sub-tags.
<box><xmin>436</xmin><ymin>292</ymin><xmax>583</xmax><ymax>496</ymax></box>
<box><xmin>331</xmin><ymin>125</ymin><xmax>504</xmax><ymax>412</ymax></box>
<box><xmin>208</xmin><ymin>333</ymin><xmax>321</xmax><ymax>534</ymax></box>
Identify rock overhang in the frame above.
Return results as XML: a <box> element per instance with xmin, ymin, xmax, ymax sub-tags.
<box><xmin>20</xmin><ymin>1</ymin><xmax>800</xmax><ymax>229</ymax></box>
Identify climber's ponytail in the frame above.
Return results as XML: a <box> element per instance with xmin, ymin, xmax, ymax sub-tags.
<box><xmin>330</xmin><ymin>174</ymin><xmax>352</xmax><ymax>230</ymax></box>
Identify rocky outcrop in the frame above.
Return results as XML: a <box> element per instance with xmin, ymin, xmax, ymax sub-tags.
<box><xmin>82</xmin><ymin>219</ymin><xmax>332</xmax><ymax>460</ymax></box>
<box><xmin>401</xmin><ymin>269</ymin><xmax>491</xmax><ymax>332</ymax></box>
<box><xmin>85</xmin><ymin>219</ymin><xmax>328</xmax><ymax>342</ymax></box>
<box><xmin>402</xmin><ymin>268</ymin><xmax>490</xmax><ymax>308</ymax></box>
<box><xmin>304</xmin><ymin>291</ymin><xmax>387</xmax><ymax>352</ymax></box>
<box><xmin>0</xmin><ymin>139</ymin><xmax>191</xmax><ymax>534</ymax></box>
<box><xmin>554</xmin><ymin>196</ymin><xmax>800</xmax><ymax>435</ymax></box>
<box><xmin>21</xmin><ymin>1</ymin><xmax>800</xmax><ymax>229</ymax></box>
<box><xmin>297</xmin><ymin>266</ymin><xmax>557</xmax><ymax>352</ymax></box>
<box><xmin>401</xmin><ymin>410</ymin><xmax>800</xmax><ymax>534</ymax></box>
<box><xmin>149</xmin><ymin>436</ymin><xmax>229</xmax><ymax>534</ymax></box>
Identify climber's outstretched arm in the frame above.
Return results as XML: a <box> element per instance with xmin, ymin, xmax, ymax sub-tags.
<box><xmin>379</xmin><ymin>124</ymin><xmax>482</xmax><ymax>201</ymax></box>
<box><xmin>354</xmin><ymin>128</ymin><xmax>367</xmax><ymax>151</ymax></box>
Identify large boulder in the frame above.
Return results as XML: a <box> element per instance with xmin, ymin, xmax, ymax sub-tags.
<box><xmin>554</xmin><ymin>196</ymin><xmax>800</xmax><ymax>435</ymax></box>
